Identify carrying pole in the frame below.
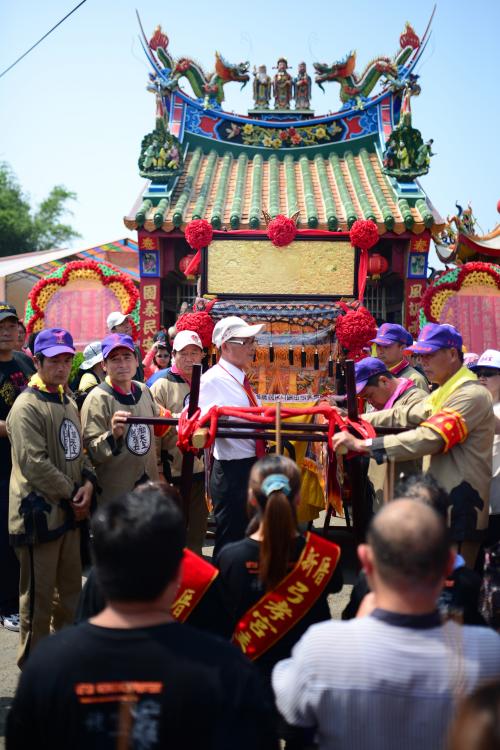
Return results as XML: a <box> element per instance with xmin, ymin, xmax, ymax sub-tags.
<box><xmin>179</xmin><ymin>363</ymin><xmax>202</xmax><ymax>528</ymax></box>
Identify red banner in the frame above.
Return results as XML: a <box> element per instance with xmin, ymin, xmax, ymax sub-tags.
<box><xmin>171</xmin><ymin>548</ymin><xmax>219</xmax><ymax>623</ymax></box>
<box><xmin>232</xmin><ymin>532</ymin><xmax>340</xmax><ymax>661</ymax></box>
<box><xmin>139</xmin><ymin>277</ymin><xmax>161</xmax><ymax>353</ymax></box>
<box><xmin>405</xmin><ymin>279</ymin><xmax>427</xmax><ymax>338</ymax></box>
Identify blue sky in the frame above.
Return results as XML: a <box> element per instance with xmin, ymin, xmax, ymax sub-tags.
<box><xmin>2</xmin><ymin>0</ymin><xmax>500</xmax><ymax>261</ymax></box>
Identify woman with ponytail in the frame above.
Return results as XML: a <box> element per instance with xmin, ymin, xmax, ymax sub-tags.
<box><xmin>217</xmin><ymin>454</ymin><xmax>343</xmax><ymax>681</ymax></box>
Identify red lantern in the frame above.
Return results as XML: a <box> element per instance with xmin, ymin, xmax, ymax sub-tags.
<box><xmin>179</xmin><ymin>254</ymin><xmax>195</xmax><ymax>274</ymax></box>
<box><xmin>368</xmin><ymin>253</ymin><xmax>389</xmax><ymax>280</ymax></box>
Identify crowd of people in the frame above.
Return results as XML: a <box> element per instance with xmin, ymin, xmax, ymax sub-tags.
<box><xmin>0</xmin><ymin>299</ymin><xmax>499</xmax><ymax>749</ymax></box>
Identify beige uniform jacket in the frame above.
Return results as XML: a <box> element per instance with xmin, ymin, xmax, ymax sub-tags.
<box><xmin>150</xmin><ymin>372</ymin><xmax>204</xmax><ymax>480</ymax></box>
<box><xmin>81</xmin><ymin>381</ymin><xmax>160</xmax><ymax>504</ymax></box>
<box><xmin>6</xmin><ymin>387</ymin><xmax>95</xmax><ymax>546</ymax></box>
<box><xmin>366</xmin><ymin>381</ymin><xmax>494</xmax><ymax>538</ymax></box>
<box><xmin>398</xmin><ymin>363</ymin><xmax>429</xmax><ymax>392</ymax></box>
<box><xmin>367</xmin><ymin>385</ymin><xmax>426</xmax><ymax>508</ymax></box>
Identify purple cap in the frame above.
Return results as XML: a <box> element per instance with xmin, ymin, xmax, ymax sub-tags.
<box><xmin>370</xmin><ymin>323</ymin><xmax>413</xmax><ymax>347</ymax></box>
<box><xmin>354</xmin><ymin>357</ymin><xmax>388</xmax><ymax>394</ymax></box>
<box><xmin>409</xmin><ymin>323</ymin><xmax>463</xmax><ymax>354</ymax></box>
<box><xmin>102</xmin><ymin>333</ymin><xmax>135</xmax><ymax>359</ymax></box>
<box><xmin>34</xmin><ymin>328</ymin><xmax>75</xmax><ymax>357</ymax></box>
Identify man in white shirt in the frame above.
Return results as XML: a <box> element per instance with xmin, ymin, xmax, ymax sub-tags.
<box><xmin>198</xmin><ymin>316</ymin><xmax>264</xmax><ymax>557</ymax></box>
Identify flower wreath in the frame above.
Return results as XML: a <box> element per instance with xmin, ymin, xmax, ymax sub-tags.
<box><xmin>25</xmin><ymin>260</ymin><xmax>140</xmax><ymax>335</ymax></box>
<box><xmin>419</xmin><ymin>261</ymin><xmax>500</xmax><ymax>329</ymax></box>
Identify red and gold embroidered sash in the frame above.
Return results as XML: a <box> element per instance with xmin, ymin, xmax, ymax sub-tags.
<box><xmin>421</xmin><ymin>408</ymin><xmax>468</xmax><ymax>453</ymax></box>
<box><xmin>171</xmin><ymin>548</ymin><xmax>219</xmax><ymax>623</ymax></box>
<box><xmin>232</xmin><ymin>532</ymin><xmax>341</xmax><ymax>660</ymax></box>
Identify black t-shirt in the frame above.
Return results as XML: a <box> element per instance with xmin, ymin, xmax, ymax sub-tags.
<box><xmin>0</xmin><ymin>354</ymin><xmax>34</xmax><ymax>480</ymax></box>
<box><xmin>7</xmin><ymin>621</ymin><xmax>277</xmax><ymax>750</ymax></box>
<box><xmin>76</xmin><ymin>567</ymin><xmax>234</xmax><ymax>639</ymax></box>
<box><xmin>217</xmin><ymin>534</ymin><xmax>343</xmax><ymax>678</ymax></box>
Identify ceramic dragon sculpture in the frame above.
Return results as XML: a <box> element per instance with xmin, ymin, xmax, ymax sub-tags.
<box><xmin>148</xmin><ymin>26</ymin><xmax>250</xmax><ymax>106</ymax></box>
<box><xmin>313</xmin><ymin>23</ymin><xmax>420</xmax><ymax>105</ymax></box>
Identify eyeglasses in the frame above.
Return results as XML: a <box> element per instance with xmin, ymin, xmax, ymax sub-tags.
<box><xmin>476</xmin><ymin>369</ymin><xmax>500</xmax><ymax>378</ymax></box>
<box><xmin>227</xmin><ymin>338</ymin><xmax>255</xmax><ymax>347</ymax></box>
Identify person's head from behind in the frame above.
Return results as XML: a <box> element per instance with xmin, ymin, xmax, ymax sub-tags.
<box><xmin>248</xmin><ymin>454</ymin><xmax>301</xmax><ymax>591</ymax></box>
<box><xmin>395</xmin><ymin>472</ymin><xmax>449</xmax><ymax>520</ymax></box>
<box><xmin>358</xmin><ymin>499</ymin><xmax>453</xmax><ymax>602</ymax></box>
<box><xmin>448</xmin><ymin>681</ymin><xmax>500</xmax><ymax>750</ymax></box>
<box><xmin>91</xmin><ymin>483</ymin><xmax>185</xmax><ymax>604</ymax></box>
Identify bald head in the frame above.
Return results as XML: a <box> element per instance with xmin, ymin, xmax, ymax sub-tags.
<box><xmin>367</xmin><ymin>499</ymin><xmax>450</xmax><ymax>589</ymax></box>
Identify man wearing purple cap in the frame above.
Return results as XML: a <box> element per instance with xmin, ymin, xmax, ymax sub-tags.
<box><xmin>6</xmin><ymin>328</ymin><xmax>96</xmax><ymax>667</ymax></box>
<box><xmin>81</xmin><ymin>334</ymin><xmax>169</xmax><ymax>504</ymax></box>
<box><xmin>355</xmin><ymin>357</ymin><xmax>425</xmax><ymax>505</ymax></box>
<box><xmin>371</xmin><ymin>323</ymin><xmax>429</xmax><ymax>392</ymax></box>
<box><xmin>333</xmin><ymin>324</ymin><xmax>495</xmax><ymax>566</ymax></box>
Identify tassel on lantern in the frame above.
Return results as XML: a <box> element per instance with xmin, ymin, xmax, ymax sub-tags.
<box><xmin>328</xmin><ymin>354</ymin><xmax>334</xmax><ymax>378</ymax></box>
<box><xmin>211</xmin><ymin>351</ymin><xmax>217</xmax><ymax>367</ymax></box>
<box><xmin>301</xmin><ymin>346</ymin><xmax>306</xmax><ymax>368</ymax></box>
<box><xmin>288</xmin><ymin>345</ymin><xmax>294</xmax><ymax>366</ymax></box>
<box><xmin>269</xmin><ymin>341</ymin><xmax>274</xmax><ymax>363</ymax></box>
<box><xmin>314</xmin><ymin>349</ymin><xmax>319</xmax><ymax>370</ymax></box>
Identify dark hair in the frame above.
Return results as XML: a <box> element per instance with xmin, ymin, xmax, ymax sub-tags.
<box><xmin>18</xmin><ymin>321</ymin><xmax>26</xmax><ymax>333</ymax></box>
<box><xmin>448</xmin><ymin>681</ymin><xmax>500</xmax><ymax>750</ymax></box>
<box><xmin>366</xmin><ymin>371</ymin><xmax>394</xmax><ymax>387</ymax></box>
<box><xmin>249</xmin><ymin>455</ymin><xmax>301</xmax><ymax>591</ymax></box>
<box><xmin>395</xmin><ymin>472</ymin><xmax>449</xmax><ymax>519</ymax></box>
<box><xmin>91</xmin><ymin>483</ymin><xmax>185</xmax><ymax>602</ymax></box>
<box><xmin>367</xmin><ymin>501</ymin><xmax>450</xmax><ymax>587</ymax></box>
<box><xmin>35</xmin><ymin>353</ymin><xmax>46</xmax><ymax>364</ymax></box>
<box><xmin>457</xmin><ymin>348</ymin><xmax>464</xmax><ymax>364</ymax></box>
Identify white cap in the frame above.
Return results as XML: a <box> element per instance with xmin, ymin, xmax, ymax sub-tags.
<box><xmin>212</xmin><ymin>316</ymin><xmax>264</xmax><ymax>348</ymax></box>
<box><xmin>106</xmin><ymin>311</ymin><xmax>129</xmax><ymax>331</ymax></box>
<box><xmin>80</xmin><ymin>341</ymin><xmax>103</xmax><ymax>370</ymax></box>
<box><xmin>173</xmin><ymin>330</ymin><xmax>203</xmax><ymax>352</ymax></box>
<box><xmin>471</xmin><ymin>349</ymin><xmax>500</xmax><ymax>371</ymax></box>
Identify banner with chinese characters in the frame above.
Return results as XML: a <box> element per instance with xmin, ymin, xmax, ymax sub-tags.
<box><xmin>405</xmin><ymin>279</ymin><xmax>427</xmax><ymax>338</ymax></box>
<box><xmin>139</xmin><ymin>277</ymin><xmax>161</xmax><ymax>352</ymax></box>
<box><xmin>232</xmin><ymin>532</ymin><xmax>340</xmax><ymax>660</ymax></box>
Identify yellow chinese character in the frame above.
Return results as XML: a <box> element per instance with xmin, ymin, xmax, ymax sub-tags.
<box><xmin>408</xmin><ymin>284</ymin><xmax>423</xmax><ymax>299</ymax></box>
<box><xmin>412</xmin><ymin>238</ymin><xmax>429</xmax><ymax>252</ymax></box>
<box><xmin>142</xmin><ymin>336</ymin><xmax>154</xmax><ymax>351</ymax></box>
<box><xmin>300</xmin><ymin>548</ymin><xmax>320</xmax><ymax>577</ymax></box>
<box><xmin>141</xmin><ymin>237</ymin><xmax>156</xmax><ymax>250</ymax></box>
<box><xmin>313</xmin><ymin>556</ymin><xmax>332</xmax><ymax>586</ymax></box>
<box><xmin>171</xmin><ymin>588</ymin><xmax>194</xmax><ymax>618</ymax></box>
<box><xmin>249</xmin><ymin>610</ymin><xmax>277</xmax><ymax>637</ymax></box>
<box><xmin>264</xmin><ymin>599</ymin><xmax>293</xmax><ymax>621</ymax></box>
<box><xmin>409</xmin><ymin>302</ymin><xmax>420</xmax><ymax>317</ymax></box>
<box><xmin>407</xmin><ymin>322</ymin><xmax>418</xmax><ymax>335</ymax></box>
<box><xmin>143</xmin><ymin>301</ymin><xmax>158</xmax><ymax>317</ymax></box>
<box><xmin>287</xmin><ymin>581</ymin><xmax>309</xmax><ymax>604</ymax></box>
<box><xmin>234</xmin><ymin>630</ymin><xmax>252</xmax><ymax>653</ymax></box>
<box><xmin>143</xmin><ymin>284</ymin><xmax>158</xmax><ymax>301</ymax></box>
<box><xmin>143</xmin><ymin>320</ymin><xmax>157</xmax><ymax>335</ymax></box>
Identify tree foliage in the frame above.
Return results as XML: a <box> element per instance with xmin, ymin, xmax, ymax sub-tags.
<box><xmin>0</xmin><ymin>163</ymin><xmax>81</xmax><ymax>256</ymax></box>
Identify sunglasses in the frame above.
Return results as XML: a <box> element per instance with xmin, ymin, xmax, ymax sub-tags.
<box><xmin>476</xmin><ymin>369</ymin><xmax>500</xmax><ymax>378</ymax></box>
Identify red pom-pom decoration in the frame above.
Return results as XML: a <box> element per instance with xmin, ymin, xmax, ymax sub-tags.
<box><xmin>176</xmin><ymin>311</ymin><xmax>215</xmax><ymax>348</ymax></box>
<box><xmin>349</xmin><ymin>219</ymin><xmax>379</xmax><ymax>251</ymax></box>
<box><xmin>336</xmin><ymin>305</ymin><xmax>377</xmax><ymax>361</ymax></box>
<box><xmin>267</xmin><ymin>215</ymin><xmax>297</xmax><ymax>248</ymax></box>
<box><xmin>184</xmin><ymin>219</ymin><xmax>213</xmax><ymax>251</ymax></box>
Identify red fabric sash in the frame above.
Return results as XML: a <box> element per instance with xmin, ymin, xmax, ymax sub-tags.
<box><xmin>232</xmin><ymin>532</ymin><xmax>341</xmax><ymax>660</ymax></box>
<box><xmin>171</xmin><ymin>548</ymin><xmax>218</xmax><ymax>623</ymax></box>
<box><xmin>389</xmin><ymin>358</ymin><xmax>410</xmax><ymax>377</ymax></box>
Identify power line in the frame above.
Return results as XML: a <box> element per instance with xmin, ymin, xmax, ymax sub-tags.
<box><xmin>0</xmin><ymin>0</ymin><xmax>87</xmax><ymax>80</ymax></box>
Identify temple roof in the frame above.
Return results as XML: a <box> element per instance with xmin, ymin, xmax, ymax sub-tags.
<box><xmin>125</xmin><ymin>145</ymin><xmax>441</xmax><ymax>235</ymax></box>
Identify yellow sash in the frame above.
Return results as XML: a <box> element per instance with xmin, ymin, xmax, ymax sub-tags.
<box><xmin>426</xmin><ymin>366</ymin><xmax>477</xmax><ymax>415</ymax></box>
<box><xmin>232</xmin><ymin>532</ymin><xmax>340</xmax><ymax>661</ymax></box>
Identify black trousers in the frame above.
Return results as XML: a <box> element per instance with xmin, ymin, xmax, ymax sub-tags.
<box><xmin>210</xmin><ymin>457</ymin><xmax>256</xmax><ymax>560</ymax></box>
<box><xmin>0</xmin><ymin>478</ymin><xmax>20</xmax><ymax>615</ymax></box>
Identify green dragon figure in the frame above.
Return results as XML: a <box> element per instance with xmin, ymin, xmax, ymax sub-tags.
<box><xmin>149</xmin><ymin>26</ymin><xmax>250</xmax><ymax>106</ymax></box>
<box><xmin>313</xmin><ymin>23</ymin><xmax>420</xmax><ymax>104</ymax></box>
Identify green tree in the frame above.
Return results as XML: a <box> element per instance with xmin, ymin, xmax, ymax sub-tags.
<box><xmin>0</xmin><ymin>163</ymin><xmax>81</xmax><ymax>256</ymax></box>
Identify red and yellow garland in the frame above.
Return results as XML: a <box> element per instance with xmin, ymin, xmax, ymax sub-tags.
<box><xmin>25</xmin><ymin>259</ymin><xmax>140</xmax><ymax>335</ymax></box>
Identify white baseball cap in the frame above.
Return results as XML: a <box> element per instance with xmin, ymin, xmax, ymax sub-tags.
<box><xmin>106</xmin><ymin>311</ymin><xmax>130</xmax><ymax>331</ymax></box>
<box><xmin>173</xmin><ymin>330</ymin><xmax>203</xmax><ymax>352</ymax></box>
<box><xmin>80</xmin><ymin>341</ymin><xmax>103</xmax><ymax>370</ymax></box>
<box><xmin>212</xmin><ymin>316</ymin><xmax>264</xmax><ymax>348</ymax></box>
<box><xmin>470</xmin><ymin>349</ymin><xmax>500</xmax><ymax>372</ymax></box>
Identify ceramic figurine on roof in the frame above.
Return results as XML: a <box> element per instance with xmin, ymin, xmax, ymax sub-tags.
<box><xmin>273</xmin><ymin>58</ymin><xmax>293</xmax><ymax>110</ymax></box>
<box><xmin>382</xmin><ymin>82</ymin><xmax>434</xmax><ymax>181</ymax></box>
<box><xmin>313</xmin><ymin>23</ymin><xmax>420</xmax><ymax>108</ymax></box>
<box><xmin>252</xmin><ymin>65</ymin><xmax>272</xmax><ymax>109</ymax></box>
<box><xmin>294</xmin><ymin>62</ymin><xmax>312</xmax><ymax>110</ymax></box>
<box><xmin>138</xmin><ymin>118</ymin><xmax>183</xmax><ymax>183</ymax></box>
<box><xmin>432</xmin><ymin>202</ymin><xmax>500</xmax><ymax>265</ymax></box>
